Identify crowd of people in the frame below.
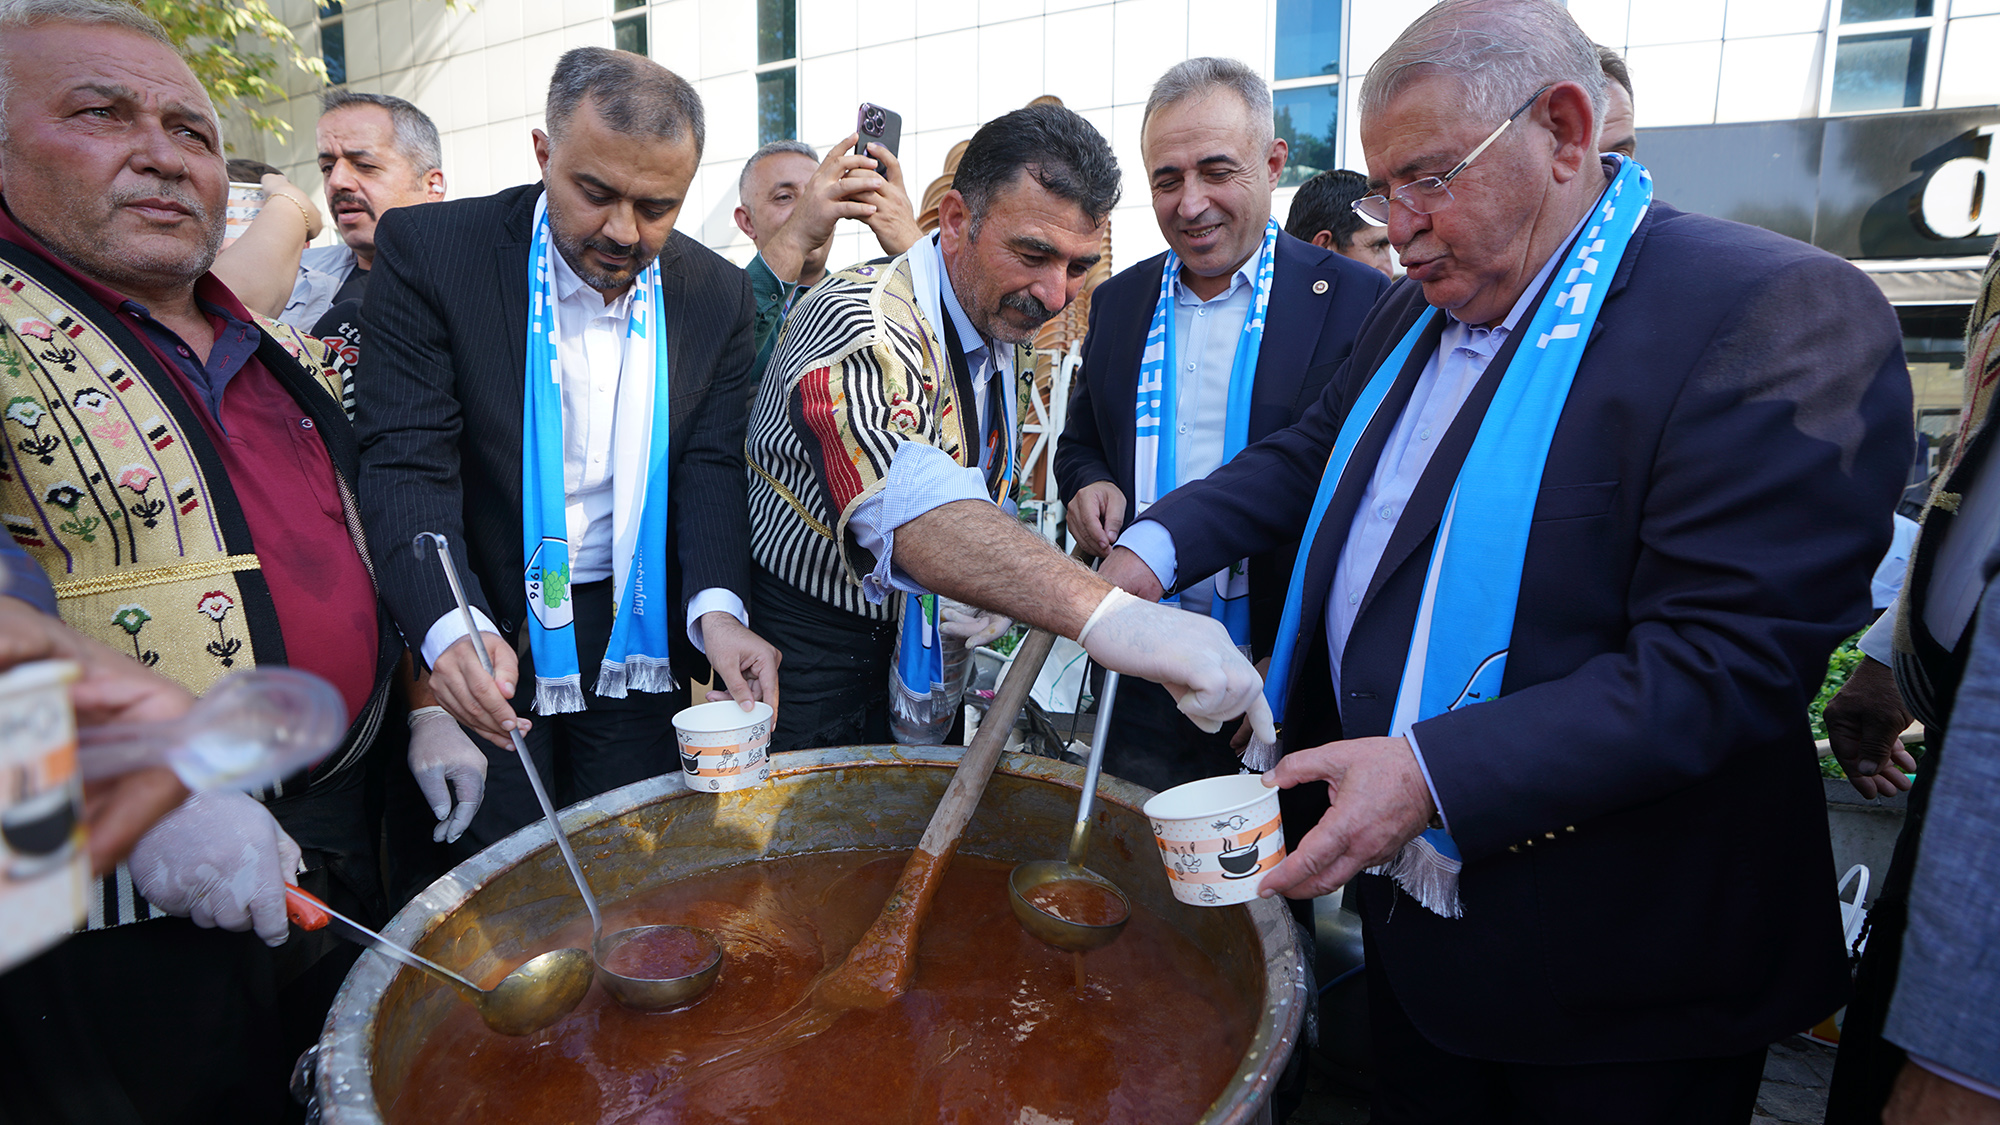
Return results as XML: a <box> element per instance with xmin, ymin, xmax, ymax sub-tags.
<box><xmin>0</xmin><ymin>0</ymin><xmax>1991</xmax><ymax>1122</ymax></box>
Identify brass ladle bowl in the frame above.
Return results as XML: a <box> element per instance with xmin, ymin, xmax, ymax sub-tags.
<box><xmin>1006</xmin><ymin>670</ymin><xmax>1132</xmax><ymax>953</ymax></box>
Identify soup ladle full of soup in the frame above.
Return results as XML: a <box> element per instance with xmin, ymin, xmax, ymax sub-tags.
<box><xmin>1007</xmin><ymin>669</ymin><xmax>1132</xmax><ymax>954</ymax></box>
<box><xmin>414</xmin><ymin>532</ymin><xmax>724</xmax><ymax>1012</ymax></box>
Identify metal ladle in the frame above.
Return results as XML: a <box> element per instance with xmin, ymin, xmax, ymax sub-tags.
<box><xmin>1007</xmin><ymin>669</ymin><xmax>1132</xmax><ymax>953</ymax></box>
<box><xmin>414</xmin><ymin>532</ymin><xmax>722</xmax><ymax>1011</ymax></box>
<box><xmin>285</xmin><ymin>885</ymin><xmax>592</xmax><ymax>1036</ymax></box>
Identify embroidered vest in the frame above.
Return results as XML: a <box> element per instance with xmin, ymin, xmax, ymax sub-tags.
<box><xmin>745</xmin><ymin>255</ymin><xmax>1025</xmax><ymax>619</ymax></box>
<box><xmin>0</xmin><ymin>245</ymin><xmax>368</xmax><ymax>930</ymax></box>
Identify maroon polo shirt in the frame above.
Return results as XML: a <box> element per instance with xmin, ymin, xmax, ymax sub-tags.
<box><xmin>0</xmin><ymin>209</ymin><xmax>378</xmax><ymax>722</ymax></box>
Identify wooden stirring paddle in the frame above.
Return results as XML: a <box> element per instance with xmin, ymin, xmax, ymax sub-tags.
<box><xmin>817</xmin><ymin>625</ymin><xmax>1060</xmax><ymax>1009</ymax></box>
<box><xmin>657</xmin><ymin>625</ymin><xmax>1071</xmax><ymax>1101</ymax></box>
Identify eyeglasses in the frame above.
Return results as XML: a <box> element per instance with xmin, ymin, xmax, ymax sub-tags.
<box><xmin>1351</xmin><ymin>84</ymin><xmax>1553</xmax><ymax>227</ymax></box>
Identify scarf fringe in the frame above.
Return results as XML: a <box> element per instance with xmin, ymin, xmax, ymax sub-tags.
<box><xmin>596</xmin><ymin>656</ymin><xmax>678</xmax><ymax>699</ymax></box>
<box><xmin>1370</xmin><ymin>835</ymin><xmax>1464</xmax><ymax>919</ymax></box>
<box><xmin>533</xmin><ymin>675</ymin><xmax>587</xmax><ymax>716</ymax></box>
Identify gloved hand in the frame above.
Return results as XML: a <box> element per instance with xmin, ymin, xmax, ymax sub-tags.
<box><xmin>408</xmin><ymin>706</ymin><xmax>488</xmax><ymax>843</ymax></box>
<box><xmin>128</xmin><ymin>790</ymin><xmax>301</xmax><ymax>947</ymax></box>
<box><xmin>939</xmin><ymin>600</ymin><xmax>1012</xmax><ymax>649</ymax></box>
<box><xmin>1078</xmin><ymin>587</ymin><xmax>1277</xmax><ymax>741</ymax></box>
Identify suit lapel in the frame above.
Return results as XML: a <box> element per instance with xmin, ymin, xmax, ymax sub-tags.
<box><xmin>1357</xmin><ymin>317</ymin><xmax>1531</xmax><ymax>617</ymax></box>
<box><xmin>1278</xmin><ymin>309</ymin><xmax>1443</xmax><ymax>709</ymax></box>
<box><xmin>1249</xmin><ymin>237</ymin><xmax>1325</xmax><ymax>436</ymax></box>
<box><xmin>654</xmin><ymin>233</ymin><xmax>698</xmax><ymax>442</ymax></box>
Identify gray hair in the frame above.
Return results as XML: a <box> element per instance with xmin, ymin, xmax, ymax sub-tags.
<box><xmin>738</xmin><ymin>138</ymin><xmax>818</xmax><ymax>202</ymax></box>
<box><xmin>1359</xmin><ymin>0</ymin><xmax>1605</xmax><ymax>127</ymax></box>
<box><xmin>545</xmin><ymin>47</ymin><xmax>704</xmax><ymax>159</ymax></box>
<box><xmin>320</xmin><ymin>89</ymin><xmax>443</xmax><ymax>176</ymax></box>
<box><xmin>1143</xmin><ymin>57</ymin><xmax>1274</xmax><ymax>147</ymax></box>
<box><xmin>0</xmin><ymin>0</ymin><xmax>179</xmax><ymax>145</ymax></box>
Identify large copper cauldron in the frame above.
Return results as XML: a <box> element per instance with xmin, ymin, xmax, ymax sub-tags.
<box><xmin>311</xmin><ymin>746</ymin><xmax>1308</xmax><ymax>1124</ymax></box>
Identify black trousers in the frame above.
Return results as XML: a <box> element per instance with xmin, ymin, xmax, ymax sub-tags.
<box><xmin>1363</xmin><ymin>926</ymin><xmax>1767</xmax><ymax>1125</ymax></box>
<box><xmin>447</xmin><ymin>580</ymin><xmax>688</xmax><ymax>861</ymax></box>
<box><xmin>751</xmin><ymin>566</ymin><xmax>896</xmax><ymax>755</ymax></box>
<box><xmin>1089</xmin><ymin>665</ymin><xmax>1244</xmax><ymax>793</ymax></box>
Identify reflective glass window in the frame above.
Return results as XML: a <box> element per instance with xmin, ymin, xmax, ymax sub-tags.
<box><xmin>759</xmin><ymin>0</ymin><xmax>797</xmax><ymax>66</ymax></box>
<box><xmin>758</xmin><ymin>68</ymin><xmax>797</xmax><ymax>145</ymax></box>
<box><xmin>1274</xmin><ymin>0</ymin><xmax>1341</xmax><ymax>81</ymax></box>
<box><xmin>1840</xmin><ymin>0</ymin><xmax>1932</xmax><ymax>23</ymax></box>
<box><xmin>1831</xmin><ymin>29</ymin><xmax>1929</xmax><ymax>112</ymax></box>
<box><xmin>1275</xmin><ymin>85</ymin><xmax>1339</xmax><ymax>188</ymax></box>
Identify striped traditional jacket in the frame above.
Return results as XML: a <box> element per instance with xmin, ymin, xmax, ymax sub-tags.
<box><xmin>745</xmin><ymin>248</ymin><xmax>1024</xmax><ymax>619</ymax></box>
<box><xmin>0</xmin><ymin>239</ymin><xmax>392</xmax><ymax>929</ymax></box>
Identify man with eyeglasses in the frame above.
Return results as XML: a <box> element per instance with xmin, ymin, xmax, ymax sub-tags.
<box><xmin>1098</xmin><ymin>0</ymin><xmax>1911</xmax><ymax>1116</ymax></box>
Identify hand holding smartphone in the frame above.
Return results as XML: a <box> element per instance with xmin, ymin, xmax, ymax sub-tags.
<box><xmin>855</xmin><ymin>103</ymin><xmax>902</xmax><ymax>177</ymax></box>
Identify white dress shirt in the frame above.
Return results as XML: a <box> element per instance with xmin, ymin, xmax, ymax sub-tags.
<box><xmin>420</xmin><ymin>244</ymin><xmax>747</xmax><ymax>668</ymax></box>
<box><xmin>847</xmin><ymin>234</ymin><xmax>1018</xmax><ymax>603</ymax></box>
<box><xmin>1157</xmin><ymin>262</ymin><xmax>1256</xmax><ymax>617</ymax></box>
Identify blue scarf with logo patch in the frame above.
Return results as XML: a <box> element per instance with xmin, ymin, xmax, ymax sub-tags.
<box><xmin>521</xmin><ymin>194</ymin><xmax>676</xmax><ymax>715</ymax></box>
<box><xmin>1261</xmin><ymin>157</ymin><xmax>1652</xmax><ymax>916</ymax></box>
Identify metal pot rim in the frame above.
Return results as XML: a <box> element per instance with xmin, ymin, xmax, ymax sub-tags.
<box><xmin>315</xmin><ymin>745</ymin><xmax>1306</xmax><ymax>1125</ymax></box>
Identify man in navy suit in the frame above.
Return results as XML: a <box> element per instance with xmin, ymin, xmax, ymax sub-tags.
<box><xmin>1056</xmin><ymin>58</ymin><xmax>1386</xmax><ymax>793</ymax></box>
<box><xmin>1101</xmin><ymin>2</ymin><xmax>1911</xmax><ymax>1118</ymax></box>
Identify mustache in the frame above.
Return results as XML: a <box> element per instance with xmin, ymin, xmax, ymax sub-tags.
<box><xmin>328</xmin><ymin>190</ymin><xmax>373</xmax><ymax>217</ymax></box>
<box><xmin>1000</xmin><ymin>290</ymin><xmax>1054</xmax><ymax>327</ymax></box>
<box><xmin>110</xmin><ymin>182</ymin><xmax>208</xmax><ymax>221</ymax></box>
<box><xmin>583</xmin><ymin>235</ymin><xmax>635</xmax><ymax>264</ymax></box>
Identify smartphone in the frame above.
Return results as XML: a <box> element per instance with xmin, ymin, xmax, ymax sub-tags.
<box><xmin>855</xmin><ymin>103</ymin><xmax>902</xmax><ymax>176</ymax></box>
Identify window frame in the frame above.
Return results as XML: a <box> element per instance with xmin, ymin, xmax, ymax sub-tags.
<box><xmin>1270</xmin><ymin>0</ymin><xmax>1350</xmax><ymax>188</ymax></box>
<box><xmin>755</xmin><ymin>0</ymin><xmax>799</xmax><ymax>144</ymax></box>
<box><xmin>611</xmin><ymin>0</ymin><xmax>648</xmax><ymax>58</ymax></box>
<box><xmin>317</xmin><ymin>1</ymin><xmax>346</xmax><ymax>87</ymax></box>
<box><xmin>1819</xmin><ymin>4</ymin><xmax>1947</xmax><ymax>117</ymax></box>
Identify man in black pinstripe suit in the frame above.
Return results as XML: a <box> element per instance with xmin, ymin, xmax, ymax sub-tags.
<box><xmin>356</xmin><ymin>48</ymin><xmax>778</xmax><ymax>855</ymax></box>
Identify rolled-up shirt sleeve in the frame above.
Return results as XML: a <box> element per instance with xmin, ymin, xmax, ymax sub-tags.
<box><xmin>848</xmin><ymin>442</ymin><xmax>992</xmax><ymax>603</ymax></box>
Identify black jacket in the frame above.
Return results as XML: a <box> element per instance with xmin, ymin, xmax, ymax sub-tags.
<box><xmin>1146</xmin><ymin>201</ymin><xmax>1913</xmax><ymax>1061</ymax></box>
<box><xmin>356</xmin><ymin>183</ymin><xmax>757</xmax><ymax>682</ymax></box>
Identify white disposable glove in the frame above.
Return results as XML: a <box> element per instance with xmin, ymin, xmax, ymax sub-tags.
<box><xmin>128</xmin><ymin>790</ymin><xmax>301</xmax><ymax>947</ymax></box>
<box><xmin>1078</xmin><ymin>587</ymin><xmax>1278</xmax><ymax>741</ymax></box>
<box><xmin>408</xmin><ymin>706</ymin><xmax>487</xmax><ymax>843</ymax></box>
<box><xmin>939</xmin><ymin>600</ymin><xmax>1013</xmax><ymax>649</ymax></box>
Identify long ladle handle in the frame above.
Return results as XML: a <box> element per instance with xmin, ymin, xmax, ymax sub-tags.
<box><xmin>285</xmin><ymin>885</ymin><xmax>484</xmax><ymax>997</ymax></box>
<box><xmin>413</xmin><ymin>532</ymin><xmax>603</xmax><ymax>936</ymax></box>
<box><xmin>1067</xmin><ymin>670</ymin><xmax>1118</xmax><ymax>868</ymax></box>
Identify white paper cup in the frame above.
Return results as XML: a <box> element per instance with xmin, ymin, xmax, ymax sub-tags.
<box><xmin>1142</xmin><ymin>773</ymin><xmax>1286</xmax><ymax>906</ymax></box>
<box><xmin>671</xmin><ymin>700</ymin><xmax>773</xmax><ymax>793</ymax></box>
<box><xmin>0</xmin><ymin>659</ymin><xmax>84</xmax><ymax>971</ymax></box>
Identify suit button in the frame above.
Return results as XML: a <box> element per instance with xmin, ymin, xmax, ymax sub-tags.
<box><xmin>500</xmin><ymin>619</ymin><xmax>516</xmax><ymax>634</ymax></box>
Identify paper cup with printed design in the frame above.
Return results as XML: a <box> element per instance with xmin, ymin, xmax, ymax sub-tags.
<box><xmin>671</xmin><ymin>700</ymin><xmax>773</xmax><ymax>793</ymax></box>
<box><xmin>1143</xmin><ymin>774</ymin><xmax>1286</xmax><ymax>907</ymax></box>
<box><xmin>0</xmin><ymin>659</ymin><xmax>84</xmax><ymax>972</ymax></box>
